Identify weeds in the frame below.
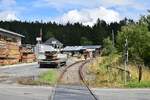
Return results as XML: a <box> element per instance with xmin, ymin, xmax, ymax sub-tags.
<box><xmin>88</xmin><ymin>54</ymin><xmax>150</xmax><ymax>88</ymax></box>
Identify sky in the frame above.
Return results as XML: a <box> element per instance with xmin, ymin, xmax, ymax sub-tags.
<box><xmin>0</xmin><ymin>0</ymin><xmax>149</xmax><ymax>26</ymax></box>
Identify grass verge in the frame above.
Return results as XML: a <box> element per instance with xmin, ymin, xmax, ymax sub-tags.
<box><xmin>39</xmin><ymin>69</ymin><xmax>58</xmax><ymax>85</ymax></box>
<box><xmin>126</xmin><ymin>81</ymin><xmax>150</xmax><ymax>88</ymax></box>
<box><xmin>17</xmin><ymin>69</ymin><xmax>58</xmax><ymax>85</ymax></box>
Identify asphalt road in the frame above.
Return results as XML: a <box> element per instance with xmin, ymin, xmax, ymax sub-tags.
<box><xmin>0</xmin><ymin>62</ymin><xmax>58</xmax><ymax>100</ymax></box>
<box><xmin>0</xmin><ymin>58</ymin><xmax>74</xmax><ymax>79</ymax></box>
<box><xmin>53</xmin><ymin>85</ymin><xmax>96</xmax><ymax>100</ymax></box>
<box><xmin>92</xmin><ymin>88</ymin><xmax>150</xmax><ymax>100</ymax></box>
<box><xmin>0</xmin><ymin>85</ymin><xmax>150</xmax><ymax>100</ymax></box>
<box><xmin>0</xmin><ymin>59</ymin><xmax>78</xmax><ymax>100</ymax></box>
<box><xmin>0</xmin><ymin>63</ymin><xmax>48</xmax><ymax>77</ymax></box>
<box><xmin>0</xmin><ymin>84</ymin><xmax>52</xmax><ymax>100</ymax></box>
<box><xmin>0</xmin><ymin>63</ymin><xmax>50</xmax><ymax>84</ymax></box>
<box><xmin>0</xmin><ymin>63</ymin><xmax>53</xmax><ymax>100</ymax></box>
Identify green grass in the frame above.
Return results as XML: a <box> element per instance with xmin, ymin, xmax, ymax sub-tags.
<box><xmin>17</xmin><ymin>69</ymin><xmax>58</xmax><ymax>85</ymax></box>
<box><xmin>39</xmin><ymin>69</ymin><xmax>58</xmax><ymax>85</ymax></box>
<box><xmin>126</xmin><ymin>81</ymin><xmax>150</xmax><ymax>88</ymax></box>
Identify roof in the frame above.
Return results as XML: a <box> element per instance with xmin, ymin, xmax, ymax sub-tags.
<box><xmin>82</xmin><ymin>45</ymin><xmax>101</xmax><ymax>49</ymax></box>
<box><xmin>62</xmin><ymin>45</ymin><xmax>101</xmax><ymax>52</ymax></box>
<box><xmin>44</xmin><ymin>37</ymin><xmax>63</xmax><ymax>46</ymax></box>
<box><xmin>62</xmin><ymin>46</ymin><xmax>83</xmax><ymax>51</ymax></box>
<box><xmin>0</xmin><ymin>28</ymin><xmax>24</xmax><ymax>38</ymax></box>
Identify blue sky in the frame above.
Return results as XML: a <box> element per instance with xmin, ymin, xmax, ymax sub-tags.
<box><xmin>0</xmin><ymin>0</ymin><xmax>149</xmax><ymax>26</ymax></box>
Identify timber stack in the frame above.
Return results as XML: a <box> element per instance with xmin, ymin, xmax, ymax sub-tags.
<box><xmin>0</xmin><ymin>39</ymin><xmax>21</xmax><ymax>65</ymax></box>
<box><xmin>21</xmin><ymin>47</ymin><xmax>36</xmax><ymax>63</ymax></box>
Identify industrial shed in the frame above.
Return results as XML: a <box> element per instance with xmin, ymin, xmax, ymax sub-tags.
<box><xmin>62</xmin><ymin>45</ymin><xmax>101</xmax><ymax>58</ymax></box>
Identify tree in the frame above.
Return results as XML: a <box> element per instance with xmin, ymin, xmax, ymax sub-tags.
<box><xmin>116</xmin><ymin>23</ymin><xmax>150</xmax><ymax>65</ymax></box>
<box><xmin>80</xmin><ymin>37</ymin><xmax>93</xmax><ymax>45</ymax></box>
<box><xmin>103</xmin><ymin>37</ymin><xmax>116</xmax><ymax>55</ymax></box>
<box><xmin>92</xmin><ymin>19</ymin><xmax>109</xmax><ymax>44</ymax></box>
<box><xmin>44</xmin><ymin>31</ymin><xmax>54</xmax><ymax>41</ymax></box>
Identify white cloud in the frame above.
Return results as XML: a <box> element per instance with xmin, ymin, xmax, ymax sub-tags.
<box><xmin>0</xmin><ymin>0</ymin><xmax>16</xmax><ymax>6</ymax></box>
<box><xmin>33</xmin><ymin>0</ymin><xmax>148</xmax><ymax>22</ymax></box>
<box><xmin>54</xmin><ymin>7</ymin><xmax>121</xmax><ymax>26</ymax></box>
<box><xmin>34</xmin><ymin>0</ymin><xmax>98</xmax><ymax>8</ymax></box>
<box><xmin>34</xmin><ymin>0</ymin><xmax>145</xmax><ymax>11</ymax></box>
<box><xmin>0</xmin><ymin>0</ymin><xmax>19</xmax><ymax>21</ymax></box>
<box><xmin>101</xmin><ymin>0</ymin><xmax>147</xmax><ymax>11</ymax></box>
<box><xmin>0</xmin><ymin>10</ymin><xmax>18</xmax><ymax>21</ymax></box>
<box><xmin>101</xmin><ymin>0</ymin><xmax>128</xmax><ymax>6</ymax></box>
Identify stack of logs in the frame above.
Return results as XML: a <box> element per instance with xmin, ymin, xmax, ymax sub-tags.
<box><xmin>0</xmin><ymin>40</ymin><xmax>36</xmax><ymax>66</ymax></box>
<box><xmin>45</xmin><ymin>51</ymin><xmax>58</xmax><ymax>60</ymax></box>
<box><xmin>0</xmin><ymin>40</ymin><xmax>21</xmax><ymax>65</ymax></box>
<box><xmin>21</xmin><ymin>47</ymin><xmax>36</xmax><ymax>63</ymax></box>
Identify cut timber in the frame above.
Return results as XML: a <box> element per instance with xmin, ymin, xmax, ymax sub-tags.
<box><xmin>7</xmin><ymin>49</ymin><xmax>20</xmax><ymax>55</ymax></box>
<box><xmin>21</xmin><ymin>47</ymin><xmax>36</xmax><ymax>63</ymax></box>
<box><xmin>0</xmin><ymin>40</ymin><xmax>21</xmax><ymax>65</ymax></box>
<box><xmin>21</xmin><ymin>54</ymin><xmax>35</xmax><ymax>63</ymax></box>
<box><xmin>22</xmin><ymin>58</ymin><xmax>35</xmax><ymax>63</ymax></box>
<box><xmin>20</xmin><ymin>47</ymin><xmax>33</xmax><ymax>53</ymax></box>
<box><xmin>7</xmin><ymin>54</ymin><xmax>21</xmax><ymax>59</ymax></box>
<box><xmin>0</xmin><ymin>48</ymin><xmax>8</xmax><ymax>58</ymax></box>
<box><xmin>0</xmin><ymin>59</ymin><xmax>20</xmax><ymax>66</ymax></box>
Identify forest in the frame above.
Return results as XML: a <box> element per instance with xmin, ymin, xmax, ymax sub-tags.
<box><xmin>0</xmin><ymin>18</ymin><xmax>131</xmax><ymax>45</ymax></box>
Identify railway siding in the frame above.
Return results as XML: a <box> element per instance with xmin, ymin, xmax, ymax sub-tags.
<box><xmin>50</xmin><ymin>60</ymin><xmax>98</xmax><ymax>100</ymax></box>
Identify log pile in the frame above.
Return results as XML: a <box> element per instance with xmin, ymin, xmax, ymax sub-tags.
<box><xmin>45</xmin><ymin>51</ymin><xmax>58</xmax><ymax>60</ymax></box>
<box><xmin>21</xmin><ymin>47</ymin><xmax>36</xmax><ymax>63</ymax></box>
<box><xmin>0</xmin><ymin>40</ymin><xmax>21</xmax><ymax>66</ymax></box>
<box><xmin>0</xmin><ymin>34</ymin><xmax>36</xmax><ymax>65</ymax></box>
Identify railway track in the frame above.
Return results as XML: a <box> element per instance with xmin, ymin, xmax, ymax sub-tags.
<box><xmin>50</xmin><ymin>60</ymin><xmax>98</xmax><ymax>100</ymax></box>
<box><xmin>79</xmin><ymin>60</ymin><xmax>98</xmax><ymax>100</ymax></box>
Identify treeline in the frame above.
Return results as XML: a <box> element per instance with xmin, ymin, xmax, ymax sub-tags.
<box><xmin>0</xmin><ymin>18</ymin><xmax>131</xmax><ymax>45</ymax></box>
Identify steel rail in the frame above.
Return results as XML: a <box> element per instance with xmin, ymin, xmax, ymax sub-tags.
<box><xmin>79</xmin><ymin>60</ymin><xmax>98</xmax><ymax>100</ymax></box>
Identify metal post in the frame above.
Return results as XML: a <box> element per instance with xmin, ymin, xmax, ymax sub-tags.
<box><xmin>124</xmin><ymin>38</ymin><xmax>128</xmax><ymax>84</ymax></box>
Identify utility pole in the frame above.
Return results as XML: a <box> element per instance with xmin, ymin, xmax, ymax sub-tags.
<box><xmin>112</xmin><ymin>30</ymin><xmax>115</xmax><ymax>48</ymax></box>
<box><xmin>36</xmin><ymin>28</ymin><xmax>43</xmax><ymax>61</ymax></box>
<box><xmin>124</xmin><ymin>38</ymin><xmax>128</xmax><ymax>85</ymax></box>
<box><xmin>40</xmin><ymin>28</ymin><xmax>43</xmax><ymax>43</ymax></box>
